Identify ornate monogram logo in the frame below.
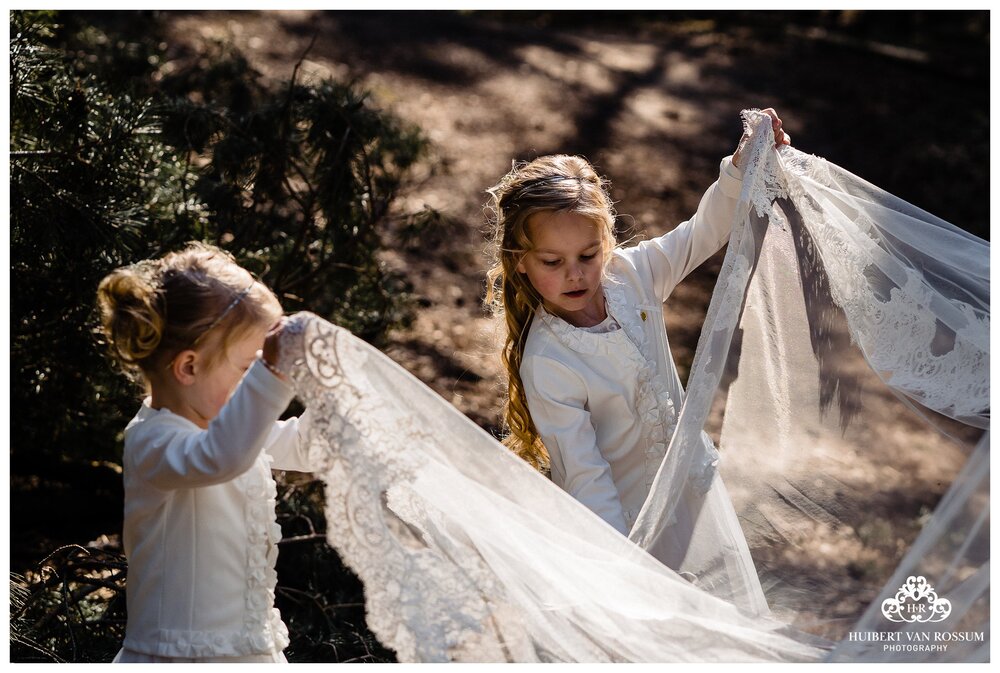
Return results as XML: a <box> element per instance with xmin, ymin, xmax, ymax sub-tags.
<box><xmin>881</xmin><ymin>576</ymin><xmax>951</xmax><ymax>623</ymax></box>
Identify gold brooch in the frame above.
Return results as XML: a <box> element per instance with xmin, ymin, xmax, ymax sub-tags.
<box><xmin>640</xmin><ymin>311</ymin><xmax>647</xmax><ymax>321</ymax></box>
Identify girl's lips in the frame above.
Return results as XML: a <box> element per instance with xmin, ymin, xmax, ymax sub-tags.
<box><xmin>564</xmin><ymin>289</ymin><xmax>587</xmax><ymax>298</ymax></box>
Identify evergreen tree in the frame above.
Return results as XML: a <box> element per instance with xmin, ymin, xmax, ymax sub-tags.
<box><xmin>11</xmin><ymin>10</ymin><xmax>199</xmax><ymax>471</ymax></box>
<box><xmin>11</xmin><ymin>10</ymin><xmax>426</xmax><ymax>662</ymax></box>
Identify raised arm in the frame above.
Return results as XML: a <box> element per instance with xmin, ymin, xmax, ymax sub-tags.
<box><xmin>127</xmin><ymin>360</ymin><xmax>295</xmax><ymax>489</ymax></box>
<box><xmin>627</xmin><ymin>156</ymin><xmax>744</xmax><ymax>302</ymax></box>
<box><xmin>626</xmin><ymin>108</ymin><xmax>790</xmax><ymax>302</ymax></box>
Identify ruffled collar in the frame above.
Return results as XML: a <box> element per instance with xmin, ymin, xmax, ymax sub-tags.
<box><xmin>534</xmin><ymin>274</ymin><xmax>637</xmax><ymax>357</ymax></box>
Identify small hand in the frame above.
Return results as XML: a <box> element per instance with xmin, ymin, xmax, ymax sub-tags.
<box><xmin>733</xmin><ymin>107</ymin><xmax>791</xmax><ymax>168</ymax></box>
<box><xmin>262</xmin><ymin>316</ymin><xmax>288</xmax><ymax>381</ymax></box>
<box><xmin>763</xmin><ymin>107</ymin><xmax>791</xmax><ymax>148</ymax></box>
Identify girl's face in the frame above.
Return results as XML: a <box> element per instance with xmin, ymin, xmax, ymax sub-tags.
<box><xmin>184</xmin><ymin>325</ymin><xmax>270</xmax><ymax>427</ymax></box>
<box><xmin>517</xmin><ymin>210</ymin><xmax>606</xmax><ymax>327</ymax></box>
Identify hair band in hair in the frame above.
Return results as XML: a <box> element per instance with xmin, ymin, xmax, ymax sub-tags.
<box><xmin>190</xmin><ymin>281</ymin><xmax>256</xmax><ymax>348</ymax></box>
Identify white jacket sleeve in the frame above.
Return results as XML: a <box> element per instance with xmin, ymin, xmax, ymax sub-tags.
<box><xmin>129</xmin><ymin>360</ymin><xmax>296</xmax><ymax>489</ymax></box>
<box><xmin>630</xmin><ymin>155</ymin><xmax>745</xmax><ymax>302</ymax></box>
<box><xmin>522</xmin><ymin>354</ymin><xmax>629</xmax><ymax>535</ymax></box>
<box><xmin>264</xmin><ymin>408</ymin><xmax>315</xmax><ymax>473</ymax></box>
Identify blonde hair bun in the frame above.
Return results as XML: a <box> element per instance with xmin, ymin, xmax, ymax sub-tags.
<box><xmin>97</xmin><ymin>243</ymin><xmax>282</xmax><ymax>384</ymax></box>
<box><xmin>97</xmin><ymin>262</ymin><xmax>165</xmax><ymax>369</ymax></box>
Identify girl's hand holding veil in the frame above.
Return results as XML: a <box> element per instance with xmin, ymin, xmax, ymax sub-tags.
<box><xmin>733</xmin><ymin>107</ymin><xmax>790</xmax><ymax>169</ymax></box>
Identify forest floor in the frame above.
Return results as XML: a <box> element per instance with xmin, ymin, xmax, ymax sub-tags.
<box><xmin>14</xmin><ymin>9</ymin><xmax>988</xmax><ymax>644</ymax></box>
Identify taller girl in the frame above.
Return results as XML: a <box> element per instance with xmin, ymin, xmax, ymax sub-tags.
<box><xmin>486</xmin><ymin>109</ymin><xmax>788</xmax><ymax>543</ymax></box>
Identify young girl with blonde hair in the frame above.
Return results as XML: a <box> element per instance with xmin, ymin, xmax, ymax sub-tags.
<box><xmin>97</xmin><ymin>242</ymin><xmax>316</xmax><ymax>663</ymax></box>
<box><xmin>486</xmin><ymin>109</ymin><xmax>789</xmax><ymax>538</ymax></box>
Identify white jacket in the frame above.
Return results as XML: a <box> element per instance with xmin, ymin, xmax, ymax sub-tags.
<box><xmin>521</xmin><ymin>156</ymin><xmax>744</xmax><ymax>534</ymax></box>
<box><xmin>120</xmin><ymin>360</ymin><xmax>314</xmax><ymax>659</ymax></box>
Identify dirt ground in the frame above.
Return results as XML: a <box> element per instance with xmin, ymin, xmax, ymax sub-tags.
<box><xmin>17</xmin><ymin>9</ymin><xmax>988</xmax><ymax>645</ymax></box>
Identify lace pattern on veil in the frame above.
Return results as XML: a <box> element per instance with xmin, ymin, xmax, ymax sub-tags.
<box><xmin>278</xmin><ymin>317</ymin><xmax>534</xmax><ymax>662</ymax></box>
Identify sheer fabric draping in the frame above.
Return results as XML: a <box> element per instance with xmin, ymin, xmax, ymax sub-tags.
<box><xmin>275</xmin><ymin>313</ymin><xmax>825</xmax><ymax>662</ymax></box>
<box><xmin>631</xmin><ymin>111</ymin><xmax>988</xmax><ymax>652</ymax></box>
<box><xmin>275</xmin><ymin>111</ymin><xmax>988</xmax><ymax>662</ymax></box>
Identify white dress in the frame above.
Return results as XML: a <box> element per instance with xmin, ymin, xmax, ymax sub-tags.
<box><xmin>114</xmin><ymin>360</ymin><xmax>314</xmax><ymax>663</ymax></box>
<box><xmin>520</xmin><ymin>156</ymin><xmax>743</xmax><ymax>534</ymax></box>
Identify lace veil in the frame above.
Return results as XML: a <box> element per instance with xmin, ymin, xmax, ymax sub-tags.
<box><xmin>275</xmin><ymin>111</ymin><xmax>988</xmax><ymax>662</ymax></box>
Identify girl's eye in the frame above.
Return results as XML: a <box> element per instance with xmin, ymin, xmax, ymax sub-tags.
<box><xmin>580</xmin><ymin>253</ymin><xmax>597</xmax><ymax>262</ymax></box>
<box><xmin>541</xmin><ymin>259</ymin><xmax>560</xmax><ymax>267</ymax></box>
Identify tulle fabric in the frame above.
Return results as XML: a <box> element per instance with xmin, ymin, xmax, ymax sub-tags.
<box><xmin>274</xmin><ymin>110</ymin><xmax>987</xmax><ymax>661</ymax></box>
<box><xmin>276</xmin><ymin>314</ymin><xmax>825</xmax><ymax>662</ymax></box>
<box><xmin>632</xmin><ymin>110</ymin><xmax>988</xmax><ymax>655</ymax></box>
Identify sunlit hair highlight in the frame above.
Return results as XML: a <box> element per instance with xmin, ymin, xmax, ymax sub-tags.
<box><xmin>485</xmin><ymin>154</ymin><xmax>617</xmax><ymax>470</ymax></box>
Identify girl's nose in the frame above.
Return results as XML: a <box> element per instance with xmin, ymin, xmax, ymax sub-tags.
<box><xmin>566</xmin><ymin>263</ymin><xmax>583</xmax><ymax>281</ymax></box>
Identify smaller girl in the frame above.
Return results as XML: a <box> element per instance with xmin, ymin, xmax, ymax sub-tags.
<box><xmin>97</xmin><ymin>242</ymin><xmax>316</xmax><ymax>663</ymax></box>
<box><xmin>486</xmin><ymin>110</ymin><xmax>788</xmax><ymax>537</ymax></box>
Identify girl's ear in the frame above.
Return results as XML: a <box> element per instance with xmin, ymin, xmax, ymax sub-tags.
<box><xmin>515</xmin><ymin>249</ymin><xmax>531</xmax><ymax>275</ymax></box>
<box><xmin>171</xmin><ymin>350</ymin><xmax>198</xmax><ymax>386</ymax></box>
